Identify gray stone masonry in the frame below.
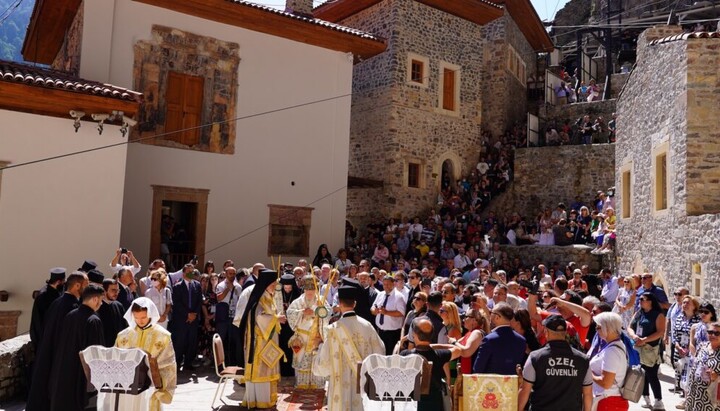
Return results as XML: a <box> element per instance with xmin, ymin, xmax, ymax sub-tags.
<box><xmin>481</xmin><ymin>144</ymin><xmax>615</xmax><ymax>221</ymax></box>
<box><xmin>343</xmin><ymin>0</ymin><xmax>536</xmax><ymax>222</ymax></box>
<box><xmin>616</xmin><ymin>25</ymin><xmax>720</xmax><ymax>302</ymax></box>
<box><xmin>0</xmin><ymin>334</ymin><xmax>31</xmax><ymax>402</ymax></box>
<box><xmin>540</xmin><ymin>98</ymin><xmax>616</xmax><ymax>131</ymax></box>
<box><xmin>500</xmin><ymin>244</ymin><xmax>602</xmax><ymax>272</ymax></box>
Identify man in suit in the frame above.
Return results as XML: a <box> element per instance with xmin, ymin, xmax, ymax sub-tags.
<box><xmin>241</xmin><ymin>263</ymin><xmax>264</xmax><ymax>290</ymax></box>
<box><xmin>473</xmin><ymin>302</ymin><xmax>526</xmax><ymax>375</ymax></box>
<box><xmin>116</xmin><ymin>267</ymin><xmax>137</xmax><ymax>310</ymax></box>
<box><xmin>170</xmin><ymin>263</ymin><xmax>202</xmax><ymax>371</ymax></box>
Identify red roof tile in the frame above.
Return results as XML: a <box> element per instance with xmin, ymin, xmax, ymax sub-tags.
<box><xmin>0</xmin><ymin>61</ymin><xmax>143</xmax><ymax>103</ymax></box>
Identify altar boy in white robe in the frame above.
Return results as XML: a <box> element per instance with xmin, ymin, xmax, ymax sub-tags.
<box><xmin>312</xmin><ymin>280</ymin><xmax>385</xmax><ymax>410</ymax></box>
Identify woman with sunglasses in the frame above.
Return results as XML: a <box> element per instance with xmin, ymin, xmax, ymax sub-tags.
<box><xmin>671</xmin><ymin>295</ymin><xmax>701</xmax><ymax>407</ymax></box>
<box><xmin>399</xmin><ymin>292</ymin><xmax>428</xmax><ymax>351</ymax></box>
<box><xmin>690</xmin><ymin>303</ymin><xmax>718</xmax><ymax>356</ymax></box>
<box><xmin>685</xmin><ymin>321</ymin><xmax>720</xmax><ymax>410</ymax></box>
<box><xmin>627</xmin><ymin>292</ymin><xmax>666</xmax><ymax>410</ymax></box>
<box><xmin>439</xmin><ymin>302</ymin><xmax>462</xmax><ymax>385</ymax></box>
<box><xmin>613</xmin><ymin>275</ymin><xmax>636</xmax><ymax>330</ymax></box>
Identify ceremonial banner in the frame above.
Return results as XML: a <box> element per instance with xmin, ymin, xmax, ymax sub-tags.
<box><xmin>462</xmin><ymin>374</ymin><xmax>518</xmax><ymax>411</ymax></box>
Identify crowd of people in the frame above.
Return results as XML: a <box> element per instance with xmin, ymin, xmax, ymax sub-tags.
<box><xmin>542</xmin><ymin>112</ymin><xmax>616</xmax><ymax>146</ymax></box>
<box><xmin>25</xmin><ymin>244</ymin><xmax>720</xmax><ymax>411</ymax></box>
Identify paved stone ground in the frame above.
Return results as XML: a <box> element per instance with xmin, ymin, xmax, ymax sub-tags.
<box><xmin>0</xmin><ymin>363</ymin><xmax>687</xmax><ymax>410</ymax></box>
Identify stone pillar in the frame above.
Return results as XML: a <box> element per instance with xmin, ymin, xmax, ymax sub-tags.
<box><xmin>285</xmin><ymin>0</ymin><xmax>314</xmax><ymax>17</ymax></box>
<box><xmin>636</xmin><ymin>25</ymin><xmax>684</xmax><ymax>62</ymax></box>
<box><xmin>0</xmin><ymin>311</ymin><xmax>21</xmax><ymax>341</ymax></box>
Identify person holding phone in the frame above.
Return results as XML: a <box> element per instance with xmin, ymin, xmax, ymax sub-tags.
<box><xmin>110</xmin><ymin>247</ymin><xmax>142</xmax><ymax>277</ymax></box>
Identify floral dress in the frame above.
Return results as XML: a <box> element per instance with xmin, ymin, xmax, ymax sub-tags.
<box><xmin>686</xmin><ymin>341</ymin><xmax>720</xmax><ymax>410</ymax></box>
<box><xmin>613</xmin><ymin>287</ymin><xmax>634</xmax><ymax>330</ymax></box>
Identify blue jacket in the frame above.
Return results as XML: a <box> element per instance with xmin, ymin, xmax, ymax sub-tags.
<box><xmin>473</xmin><ymin>325</ymin><xmax>526</xmax><ymax>375</ymax></box>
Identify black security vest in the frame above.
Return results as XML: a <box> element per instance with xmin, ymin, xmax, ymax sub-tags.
<box><xmin>528</xmin><ymin>340</ymin><xmax>590</xmax><ymax>411</ymax></box>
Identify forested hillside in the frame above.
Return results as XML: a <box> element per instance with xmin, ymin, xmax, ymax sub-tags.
<box><xmin>0</xmin><ymin>0</ymin><xmax>35</xmax><ymax>62</ymax></box>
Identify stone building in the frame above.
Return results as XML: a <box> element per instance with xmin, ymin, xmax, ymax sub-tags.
<box><xmin>7</xmin><ymin>0</ymin><xmax>385</xmax><ymax>334</ymax></box>
<box><xmin>314</xmin><ymin>0</ymin><xmax>552</xmax><ymax>227</ymax></box>
<box><xmin>615</xmin><ymin>25</ymin><xmax>720</xmax><ymax>300</ymax></box>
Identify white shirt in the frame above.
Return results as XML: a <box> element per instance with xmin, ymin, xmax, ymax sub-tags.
<box><xmin>110</xmin><ymin>264</ymin><xmax>142</xmax><ymax>276</ymax></box>
<box><xmin>590</xmin><ymin>340</ymin><xmax>627</xmax><ymax>397</ymax></box>
<box><xmin>232</xmin><ymin>285</ymin><xmax>255</xmax><ymax>327</ymax></box>
<box><xmin>216</xmin><ymin>280</ymin><xmax>242</xmax><ymax>317</ymax></box>
<box><xmin>320</xmin><ymin>283</ymin><xmax>339</xmax><ymax>307</ymax></box>
<box><xmin>601</xmin><ymin>276</ymin><xmax>620</xmax><ymax>303</ymax></box>
<box><xmin>453</xmin><ymin>254</ymin><xmax>472</xmax><ymax>270</ymax></box>
<box><xmin>168</xmin><ymin>269</ymin><xmax>184</xmax><ymax>286</ymax></box>
<box><xmin>372</xmin><ymin>290</ymin><xmax>406</xmax><ymax>331</ymax></box>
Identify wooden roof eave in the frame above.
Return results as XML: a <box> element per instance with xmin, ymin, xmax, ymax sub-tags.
<box><xmin>0</xmin><ymin>81</ymin><xmax>141</xmax><ymax>121</ymax></box>
<box><xmin>134</xmin><ymin>0</ymin><xmax>386</xmax><ymax>61</ymax></box>
<box><xmin>22</xmin><ymin>0</ymin><xmax>82</xmax><ymax>64</ymax></box>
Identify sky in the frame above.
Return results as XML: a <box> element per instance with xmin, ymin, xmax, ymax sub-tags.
<box><xmin>256</xmin><ymin>0</ymin><xmax>572</xmax><ymax>22</ymax></box>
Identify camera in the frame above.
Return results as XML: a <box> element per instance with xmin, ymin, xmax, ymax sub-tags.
<box><xmin>121</xmin><ymin>248</ymin><xmax>127</xmax><ymax>254</ymax></box>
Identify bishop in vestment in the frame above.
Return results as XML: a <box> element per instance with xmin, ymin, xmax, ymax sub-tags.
<box><xmin>286</xmin><ymin>274</ymin><xmax>330</xmax><ymax>388</ymax></box>
<box><xmin>238</xmin><ymin>269</ymin><xmax>287</xmax><ymax>409</ymax></box>
<box><xmin>313</xmin><ymin>282</ymin><xmax>385</xmax><ymax>411</ymax></box>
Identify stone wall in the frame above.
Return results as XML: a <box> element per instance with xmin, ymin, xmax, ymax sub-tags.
<box><xmin>51</xmin><ymin>0</ymin><xmax>83</xmax><ymax>75</ymax></box>
<box><xmin>133</xmin><ymin>25</ymin><xmax>240</xmax><ymax>154</ymax></box>
<box><xmin>482</xmin><ymin>13</ymin><xmax>536</xmax><ymax>136</ymax></box>
<box><xmin>343</xmin><ymin>0</ymin><xmax>537</xmax><ymax>222</ymax></box>
<box><xmin>482</xmin><ymin>144</ymin><xmax>616</xmax><ymax>220</ymax></box>
<box><xmin>615</xmin><ymin>26</ymin><xmax>720</xmax><ymax>303</ymax></box>
<box><xmin>343</xmin><ymin>0</ymin><xmax>486</xmax><ymax>220</ymax></box>
<box><xmin>0</xmin><ymin>334</ymin><xmax>32</xmax><ymax>402</ymax></box>
<box><xmin>499</xmin><ymin>244</ymin><xmax>603</xmax><ymax>272</ymax></box>
<box><xmin>540</xmin><ymin>98</ymin><xmax>617</xmax><ymax>129</ymax></box>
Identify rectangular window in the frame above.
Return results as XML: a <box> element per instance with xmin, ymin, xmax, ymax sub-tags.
<box><xmin>268</xmin><ymin>205</ymin><xmax>313</xmax><ymax>257</ymax></box>
<box><xmin>621</xmin><ymin>169</ymin><xmax>631</xmax><ymax>218</ymax></box>
<box><xmin>408</xmin><ymin>162</ymin><xmax>420</xmax><ymax>188</ymax></box>
<box><xmin>655</xmin><ymin>153</ymin><xmax>667</xmax><ymax>211</ymax></box>
<box><xmin>165</xmin><ymin>71</ymin><xmax>204</xmax><ymax>146</ymax></box>
<box><xmin>442</xmin><ymin>68</ymin><xmax>456</xmax><ymax>111</ymax></box>
<box><xmin>410</xmin><ymin>60</ymin><xmax>424</xmax><ymax>83</ymax></box>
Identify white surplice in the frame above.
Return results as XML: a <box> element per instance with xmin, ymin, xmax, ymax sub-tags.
<box><xmin>313</xmin><ymin>312</ymin><xmax>385</xmax><ymax>411</ymax></box>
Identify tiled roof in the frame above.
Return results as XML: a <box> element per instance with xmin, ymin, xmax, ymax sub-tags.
<box><xmin>227</xmin><ymin>0</ymin><xmax>384</xmax><ymax>43</ymax></box>
<box><xmin>0</xmin><ymin>61</ymin><xmax>142</xmax><ymax>103</ymax></box>
<box><xmin>649</xmin><ymin>31</ymin><xmax>720</xmax><ymax>45</ymax></box>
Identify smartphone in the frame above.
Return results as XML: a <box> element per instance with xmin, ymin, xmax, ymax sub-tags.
<box><xmin>121</xmin><ymin>248</ymin><xmax>128</xmax><ymax>254</ymax></box>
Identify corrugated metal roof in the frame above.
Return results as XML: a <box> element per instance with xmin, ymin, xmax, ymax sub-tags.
<box><xmin>0</xmin><ymin>61</ymin><xmax>142</xmax><ymax>102</ymax></box>
<box><xmin>227</xmin><ymin>0</ymin><xmax>384</xmax><ymax>42</ymax></box>
<box><xmin>649</xmin><ymin>31</ymin><xmax>720</xmax><ymax>45</ymax></box>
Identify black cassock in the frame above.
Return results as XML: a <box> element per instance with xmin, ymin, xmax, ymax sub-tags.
<box><xmin>97</xmin><ymin>299</ymin><xmax>128</xmax><ymax>347</ymax></box>
<box><xmin>49</xmin><ymin>304</ymin><xmax>105</xmax><ymax>411</ymax></box>
<box><xmin>278</xmin><ymin>288</ymin><xmax>301</xmax><ymax>376</ymax></box>
<box><xmin>29</xmin><ymin>284</ymin><xmax>60</xmax><ymax>347</ymax></box>
<box><xmin>26</xmin><ymin>293</ymin><xmax>79</xmax><ymax>411</ymax></box>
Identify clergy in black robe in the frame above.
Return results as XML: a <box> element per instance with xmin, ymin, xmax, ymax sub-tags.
<box><xmin>49</xmin><ymin>284</ymin><xmax>105</xmax><ymax>411</ymax></box>
<box><xmin>26</xmin><ymin>272</ymin><xmax>87</xmax><ymax>411</ymax></box>
<box><xmin>29</xmin><ymin>268</ymin><xmax>65</xmax><ymax>347</ymax></box>
<box><xmin>98</xmin><ymin>279</ymin><xmax>129</xmax><ymax>347</ymax></box>
<box><xmin>278</xmin><ymin>273</ymin><xmax>302</xmax><ymax>376</ymax></box>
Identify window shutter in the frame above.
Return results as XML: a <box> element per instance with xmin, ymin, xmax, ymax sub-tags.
<box><xmin>181</xmin><ymin>76</ymin><xmax>204</xmax><ymax>146</ymax></box>
<box><xmin>443</xmin><ymin>68</ymin><xmax>455</xmax><ymax>111</ymax></box>
<box><xmin>165</xmin><ymin>72</ymin><xmax>185</xmax><ymax>142</ymax></box>
<box><xmin>164</xmin><ymin>72</ymin><xmax>203</xmax><ymax>146</ymax></box>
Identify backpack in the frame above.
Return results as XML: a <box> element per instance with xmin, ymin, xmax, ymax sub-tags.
<box><xmin>609</xmin><ymin>342</ymin><xmax>645</xmax><ymax>402</ymax></box>
<box><xmin>620</xmin><ymin>331</ymin><xmax>641</xmax><ymax>366</ymax></box>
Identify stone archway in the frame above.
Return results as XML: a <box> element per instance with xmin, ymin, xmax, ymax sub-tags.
<box><xmin>435</xmin><ymin>151</ymin><xmax>463</xmax><ymax>192</ymax></box>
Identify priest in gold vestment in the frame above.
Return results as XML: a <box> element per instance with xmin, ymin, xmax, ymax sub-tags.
<box><xmin>313</xmin><ymin>281</ymin><xmax>385</xmax><ymax>411</ymax></box>
<box><xmin>100</xmin><ymin>297</ymin><xmax>177</xmax><ymax>411</ymax></box>
<box><xmin>238</xmin><ymin>269</ymin><xmax>287</xmax><ymax>409</ymax></box>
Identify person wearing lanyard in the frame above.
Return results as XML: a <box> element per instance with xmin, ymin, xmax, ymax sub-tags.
<box><xmin>372</xmin><ymin>276</ymin><xmax>406</xmax><ymax>355</ymax></box>
<box><xmin>590</xmin><ymin>312</ymin><xmax>628</xmax><ymax>411</ymax></box>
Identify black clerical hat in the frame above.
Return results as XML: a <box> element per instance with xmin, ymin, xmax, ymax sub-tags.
<box><xmin>337</xmin><ymin>285</ymin><xmax>358</xmax><ymax>301</ymax></box>
<box><xmin>48</xmin><ymin>267</ymin><xmax>66</xmax><ymax>282</ymax></box>
<box><xmin>79</xmin><ymin>260</ymin><xmax>97</xmax><ymax>272</ymax></box>
<box><xmin>341</xmin><ymin>277</ymin><xmax>361</xmax><ymax>289</ymax></box>
<box><xmin>87</xmin><ymin>269</ymin><xmax>105</xmax><ymax>284</ymax></box>
<box><xmin>279</xmin><ymin>273</ymin><xmax>295</xmax><ymax>285</ymax></box>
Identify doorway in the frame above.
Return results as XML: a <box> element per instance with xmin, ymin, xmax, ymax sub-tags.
<box><xmin>441</xmin><ymin>159</ymin><xmax>455</xmax><ymax>191</ymax></box>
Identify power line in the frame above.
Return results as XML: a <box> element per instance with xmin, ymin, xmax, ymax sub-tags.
<box><xmin>0</xmin><ymin>65</ymin><xmax>464</xmax><ymax>172</ymax></box>
<box><xmin>0</xmin><ymin>0</ymin><xmax>23</xmax><ymax>25</ymax></box>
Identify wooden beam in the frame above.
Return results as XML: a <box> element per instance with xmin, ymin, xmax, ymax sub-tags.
<box><xmin>0</xmin><ymin>82</ymin><xmax>140</xmax><ymax>120</ymax></box>
<box><xmin>22</xmin><ymin>0</ymin><xmax>82</xmax><ymax>64</ymax></box>
<box><xmin>348</xmin><ymin>176</ymin><xmax>384</xmax><ymax>188</ymax></box>
<box><xmin>416</xmin><ymin>0</ymin><xmax>503</xmax><ymax>25</ymax></box>
<box><xmin>492</xmin><ymin>0</ymin><xmax>553</xmax><ymax>51</ymax></box>
<box><xmin>133</xmin><ymin>0</ymin><xmax>386</xmax><ymax>61</ymax></box>
<box><xmin>313</xmin><ymin>0</ymin><xmax>384</xmax><ymax>22</ymax></box>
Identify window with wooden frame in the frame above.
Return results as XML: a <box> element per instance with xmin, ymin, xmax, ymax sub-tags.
<box><xmin>408</xmin><ymin>162</ymin><xmax>421</xmax><ymax>188</ymax></box>
<box><xmin>165</xmin><ymin>71</ymin><xmax>204</xmax><ymax>146</ymax></box>
<box><xmin>655</xmin><ymin>152</ymin><xmax>668</xmax><ymax>211</ymax></box>
<box><xmin>442</xmin><ymin>68</ymin><xmax>456</xmax><ymax>111</ymax></box>
<box><xmin>410</xmin><ymin>60</ymin><xmax>424</xmax><ymax>83</ymax></box>
<box><xmin>268</xmin><ymin>205</ymin><xmax>313</xmax><ymax>257</ymax></box>
<box><xmin>620</xmin><ymin>162</ymin><xmax>632</xmax><ymax>219</ymax></box>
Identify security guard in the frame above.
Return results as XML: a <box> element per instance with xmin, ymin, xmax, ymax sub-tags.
<box><xmin>518</xmin><ymin>315</ymin><xmax>593</xmax><ymax>411</ymax></box>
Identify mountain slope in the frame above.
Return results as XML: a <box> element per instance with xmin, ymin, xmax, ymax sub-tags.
<box><xmin>0</xmin><ymin>0</ymin><xmax>35</xmax><ymax>62</ymax></box>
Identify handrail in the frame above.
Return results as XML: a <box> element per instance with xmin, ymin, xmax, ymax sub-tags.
<box><xmin>602</xmin><ymin>74</ymin><xmax>611</xmax><ymax>101</ymax></box>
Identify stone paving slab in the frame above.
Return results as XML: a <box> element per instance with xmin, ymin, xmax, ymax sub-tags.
<box><xmin>0</xmin><ymin>363</ymin><xmax>686</xmax><ymax>410</ymax></box>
